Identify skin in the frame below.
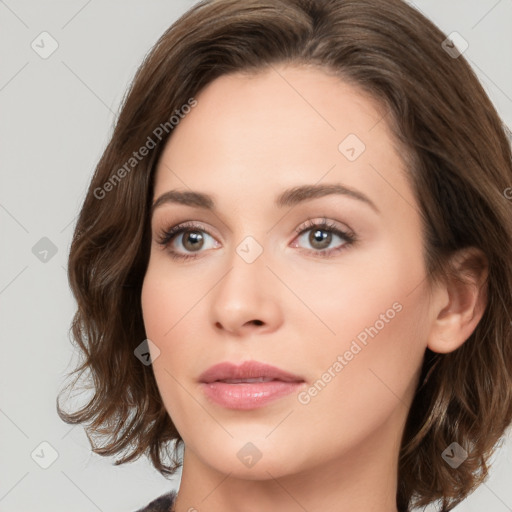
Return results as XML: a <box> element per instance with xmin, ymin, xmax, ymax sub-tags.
<box><xmin>141</xmin><ymin>64</ymin><xmax>487</xmax><ymax>512</ymax></box>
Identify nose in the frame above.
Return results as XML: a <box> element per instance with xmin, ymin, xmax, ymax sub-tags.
<box><xmin>209</xmin><ymin>243</ymin><xmax>283</xmax><ymax>336</ymax></box>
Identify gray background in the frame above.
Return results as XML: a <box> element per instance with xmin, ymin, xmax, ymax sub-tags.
<box><xmin>1</xmin><ymin>0</ymin><xmax>511</xmax><ymax>511</ymax></box>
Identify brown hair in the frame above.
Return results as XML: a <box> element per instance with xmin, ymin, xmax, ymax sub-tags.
<box><xmin>56</xmin><ymin>0</ymin><xmax>512</xmax><ymax>510</ymax></box>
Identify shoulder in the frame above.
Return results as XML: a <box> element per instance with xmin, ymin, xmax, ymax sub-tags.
<box><xmin>134</xmin><ymin>490</ymin><xmax>177</xmax><ymax>512</ymax></box>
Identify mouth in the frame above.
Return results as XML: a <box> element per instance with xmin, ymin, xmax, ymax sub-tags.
<box><xmin>198</xmin><ymin>360</ymin><xmax>305</xmax><ymax>384</ymax></box>
<box><xmin>198</xmin><ymin>361</ymin><xmax>305</xmax><ymax>410</ymax></box>
<box><xmin>214</xmin><ymin>377</ymin><xmax>282</xmax><ymax>383</ymax></box>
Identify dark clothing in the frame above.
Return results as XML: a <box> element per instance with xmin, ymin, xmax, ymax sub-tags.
<box><xmin>135</xmin><ymin>490</ymin><xmax>177</xmax><ymax>512</ymax></box>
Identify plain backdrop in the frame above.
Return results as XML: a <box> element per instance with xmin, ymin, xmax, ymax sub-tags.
<box><xmin>1</xmin><ymin>1</ymin><xmax>511</xmax><ymax>511</ymax></box>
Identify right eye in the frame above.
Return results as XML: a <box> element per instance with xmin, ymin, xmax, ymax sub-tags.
<box><xmin>156</xmin><ymin>221</ymin><xmax>220</xmax><ymax>261</ymax></box>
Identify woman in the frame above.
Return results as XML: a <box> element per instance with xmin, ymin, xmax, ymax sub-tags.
<box><xmin>57</xmin><ymin>0</ymin><xmax>512</xmax><ymax>511</ymax></box>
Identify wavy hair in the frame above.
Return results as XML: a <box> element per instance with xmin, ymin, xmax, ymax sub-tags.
<box><xmin>56</xmin><ymin>0</ymin><xmax>512</xmax><ymax>510</ymax></box>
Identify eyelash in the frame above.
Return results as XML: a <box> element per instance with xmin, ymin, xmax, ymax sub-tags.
<box><xmin>155</xmin><ymin>218</ymin><xmax>357</xmax><ymax>261</ymax></box>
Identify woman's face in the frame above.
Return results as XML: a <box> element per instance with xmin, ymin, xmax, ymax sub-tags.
<box><xmin>141</xmin><ymin>65</ymin><xmax>435</xmax><ymax>480</ymax></box>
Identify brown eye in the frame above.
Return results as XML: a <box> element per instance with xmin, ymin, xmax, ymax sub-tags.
<box><xmin>308</xmin><ymin>228</ymin><xmax>333</xmax><ymax>250</ymax></box>
<box><xmin>156</xmin><ymin>221</ymin><xmax>218</xmax><ymax>261</ymax></box>
<box><xmin>181</xmin><ymin>230</ymin><xmax>205</xmax><ymax>252</ymax></box>
<box><xmin>293</xmin><ymin>218</ymin><xmax>356</xmax><ymax>258</ymax></box>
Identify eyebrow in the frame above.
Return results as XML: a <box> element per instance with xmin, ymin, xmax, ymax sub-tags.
<box><xmin>151</xmin><ymin>183</ymin><xmax>380</xmax><ymax>217</ymax></box>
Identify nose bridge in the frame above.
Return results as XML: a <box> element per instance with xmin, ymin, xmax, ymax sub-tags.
<box><xmin>222</xmin><ymin>210</ymin><xmax>270</xmax><ymax>278</ymax></box>
<box><xmin>220</xmin><ymin>232</ymin><xmax>269</xmax><ymax>300</ymax></box>
<box><xmin>210</xmin><ymin>229</ymin><xmax>280</xmax><ymax>332</ymax></box>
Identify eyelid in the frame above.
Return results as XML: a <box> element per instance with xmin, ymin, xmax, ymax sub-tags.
<box><xmin>154</xmin><ymin>216</ymin><xmax>353</xmax><ymax>240</ymax></box>
<box><xmin>155</xmin><ymin>216</ymin><xmax>357</xmax><ymax>261</ymax></box>
<box><xmin>154</xmin><ymin>220</ymin><xmax>218</xmax><ymax>247</ymax></box>
<box><xmin>294</xmin><ymin>216</ymin><xmax>355</xmax><ymax>238</ymax></box>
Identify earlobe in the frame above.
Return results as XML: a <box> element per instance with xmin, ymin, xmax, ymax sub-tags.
<box><xmin>426</xmin><ymin>247</ymin><xmax>488</xmax><ymax>354</ymax></box>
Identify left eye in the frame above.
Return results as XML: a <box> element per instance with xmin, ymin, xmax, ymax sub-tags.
<box><xmin>293</xmin><ymin>222</ymin><xmax>354</xmax><ymax>255</ymax></box>
<box><xmin>291</xmin><ymin>218</ymin><xmax>356</xmax><ymax>257</ymax></box>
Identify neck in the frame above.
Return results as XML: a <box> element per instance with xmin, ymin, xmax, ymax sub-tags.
<box><xmin>173</xmin><ymin>409</ymin><xmax>404</xmax><ymax>512</ymax></box>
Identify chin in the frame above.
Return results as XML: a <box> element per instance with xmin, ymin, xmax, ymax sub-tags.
<box><xmin>192</xmin><ymin>437</ymin><xmax>312</xmax><ymax>480</ymax></box>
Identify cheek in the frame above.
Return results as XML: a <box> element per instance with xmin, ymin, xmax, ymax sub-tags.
<box><xmin>140</xmin><ymin>273</ymin><xmax>169</xmax><ymax>341</ymax></box>
<box><xmin>140</xmin><ymin>264</ymin><xmax>188</xmax><ymax>389</ymax></box>
<box><xmin>141</xmin><ymin>256</ymin><xmax>201</xmax><ymax>340</ymax></box>
<box><xmin>140</xmin><ymin>260</ymin><xmax>209</xmax><ymax>383</ymax></box>
<box><xmin>140</xmin><ymin>267</ymin><xmax>196</xmax><ymax>436</ymax></box>
<box><xmin>289</xmin><ymin>236</ymin><xmax>428</xmax><ymax>401</ymax></box>
<box><xmin>289</xmin><ymin>237</ymin><xmax>425</xmax><ymax>343</ymax></box>
<box><xmin>292</xmin><ymin>283</ymin><xmax>428</xmax><ymax>451</ymax></box>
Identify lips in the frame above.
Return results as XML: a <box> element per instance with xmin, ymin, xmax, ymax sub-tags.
<box><xmin>198</xmin><ymin>360</ymin><xmax>304</xmax><ymax>384</ymax></box>
<box><xmin>198</xmin><ymin>361</ymin><xmax>306</xmax><ymax>409</ymax></box>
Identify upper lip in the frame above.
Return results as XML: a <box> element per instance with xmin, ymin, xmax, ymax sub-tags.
<box><xmin>199</xmin><ymin>361</ymin><xmax>305</xmax><ymax>384</ymax></box>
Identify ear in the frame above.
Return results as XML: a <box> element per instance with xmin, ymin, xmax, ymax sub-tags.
<box><xmin>427</xmin><ymin>247</ymin><xmax>488</xmax><ymax>354</ymax></box>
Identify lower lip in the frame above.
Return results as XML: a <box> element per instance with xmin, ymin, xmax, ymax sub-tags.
<box><xmin>200</xmin><ymin>380</ymin><xmax>305</xmax><ymax>410</ymax></box>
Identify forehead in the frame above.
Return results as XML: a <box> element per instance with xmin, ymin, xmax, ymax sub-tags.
<box><xmin>152</xmin><ymin>65</ymin><xmax>415</xmax><ymax>219</ymax></box>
